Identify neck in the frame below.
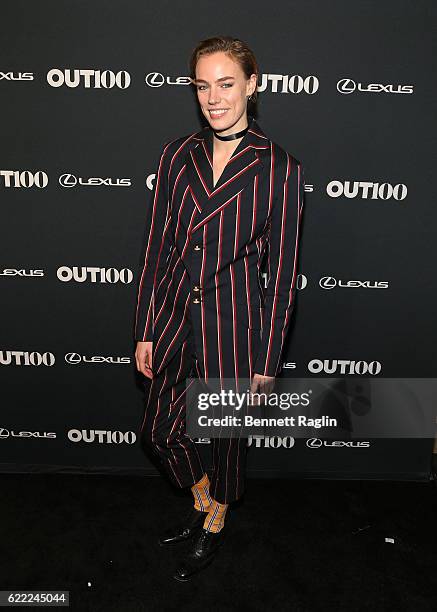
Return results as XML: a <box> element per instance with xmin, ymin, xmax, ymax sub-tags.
<box><xmin>212</xmin><ymin>118</ymin><xmax>251</xmax><ymax>153</ymax></box>
<box><xmin>213</xmin><ymin>114</ymin><xmax>250</xmax><ymax>136</ymax></box>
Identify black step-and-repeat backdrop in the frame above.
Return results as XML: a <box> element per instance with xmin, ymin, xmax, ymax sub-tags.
<box><xmin>1</xmin><ymin>1</ymin><xmax>436</xmax><ymax>479</ymax></box>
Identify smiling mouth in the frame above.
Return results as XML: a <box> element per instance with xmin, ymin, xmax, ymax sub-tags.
<box><xmin>208</xmin><ymin>109</ymin><xmax>229</xmax><ymax>117</ymax></box>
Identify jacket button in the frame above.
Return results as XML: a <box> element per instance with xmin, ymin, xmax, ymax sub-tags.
<box><xmin>193</xmin><ymin>244</ymin><xmax>202</xmax><ymax>251</ymax></box>
<box><xmin>193</xmin><ymin>285</ymin><xmax>201</xmax><ymax>292</ymax></box>
<box><xmin>192</xmin><ymin>298</ymin><xmax>201</xmax><ymax>304</ymax></box>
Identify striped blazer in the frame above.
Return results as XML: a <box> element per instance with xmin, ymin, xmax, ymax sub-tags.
<box><xmin>134</xmin><ymin>115</ymin><xmax>304</xmax><ymax>381</ymax></box>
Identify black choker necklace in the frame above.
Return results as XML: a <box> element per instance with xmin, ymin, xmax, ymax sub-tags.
<box><xmin>213</xmin><ymin>123</ymin><xmax>250</xmax><ymax>141</ymax></box>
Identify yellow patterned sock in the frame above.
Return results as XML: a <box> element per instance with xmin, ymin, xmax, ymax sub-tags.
<box><xmin>191</xmin><ymin>473</ymin><xmax>213</xmax><ymax>511</ymax></box>
<box><xmin>203</xmin><ymin>499</ymin><xmax>229</xmax><ymax>533</ymax></box>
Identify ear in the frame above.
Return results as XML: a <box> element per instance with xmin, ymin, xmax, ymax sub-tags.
<box><xmin>247</xmin><ymin>73</ymin><xmax>258</xmax><ymax>96</ymax></box>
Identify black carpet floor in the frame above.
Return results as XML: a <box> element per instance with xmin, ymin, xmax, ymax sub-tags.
<box><xmin>1</xmin><ymin>471</ymin><xmax>436</xmax><ymax>611</ymax></box>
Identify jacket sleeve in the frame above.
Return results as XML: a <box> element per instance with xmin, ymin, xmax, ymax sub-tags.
<box><xmin>253</xmin><ymin>154</ymin><xmax>305</xmax><ymax>377</ymax></box>
<box><xmin>134</xmin><ymin>142</ymin><xmax>173</xmax><ymax>342</ymax></box>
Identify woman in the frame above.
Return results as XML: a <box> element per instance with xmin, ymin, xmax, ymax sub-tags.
<box><xmin>134</xmin><ymin>35</ymin><xmax>305</xmax><ymax>581</ymax></box>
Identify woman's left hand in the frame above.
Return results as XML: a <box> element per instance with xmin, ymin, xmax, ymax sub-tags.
<box><xmin>250</xmin><ymin>372</ymin><xmax>275</xmax><ymax>404</ymax></box>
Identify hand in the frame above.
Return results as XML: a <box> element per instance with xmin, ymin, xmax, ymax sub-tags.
<box><xmin>135</xmin><ymin>341</ymin><xmax>153</xmax><ymax>379</ymax></box>
<box><xmin>249</xmin><ymin>372</ymin><xmax>275</xmax><ymax>405</ymax></box>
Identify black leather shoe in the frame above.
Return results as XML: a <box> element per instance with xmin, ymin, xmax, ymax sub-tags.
<box><xmin>173</xmin><ymin>527</ymin><xmax>226</xmax><ymax>581</ymax></box>
<box><xmin>158</xmin><ymin>506</ymin><xmax>209</xmax><ymax>547</ymax></box>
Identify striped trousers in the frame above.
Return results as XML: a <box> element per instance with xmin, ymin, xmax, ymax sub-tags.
<box><xmin>140</xmin><ymin>329</ymin><xmax>249</xmax><ymax>504</ymax></box>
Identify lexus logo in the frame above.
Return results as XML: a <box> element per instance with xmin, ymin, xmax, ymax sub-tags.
<box><xmin>306</xmin><ymin>438</ymin><xmax>371</xmax><ymax>448</ymax></box>
<box><xmin>319</xmin><ymin>276</ymin><xmax>389</xmax><ymax>290</ymax></box>
<box><xmin>0</xmin><ymin>269</ymin><xmax>44</xmax><ymax>277</ymax></box>
<box><xmin>65</xmin><ymin>353</ymin><xmax>131</xmax><ymax>365</ymax></box>
<box><xmin>0</xmin><ymin>71</ymin><xmax>34</xmax><ymax>81</ymax></box>
<box><xmin>337</xmin><ymin>79</ymin><xmax>357</xmax><ymax>94</ymax></box>
<box><xmin>145</xmin><ymin>72</ymin><xmax>192</xmax><ymax>87</ymax></box>
<box><xmin>59</xmin><ymin>174</ymin><xmax>78</xmax><ymax>188</ymax></box>
<box><xmin>65</xmin><ymin>353</ymin><xmax>82</xmax><ymax>364</ymax></box>
<box><xmin>59</xmin><ymin>174</ymin><xmax>131</xmax><ymax>188</ymax></box>
<box><xmin>145</xmin><ymin>72</ymin><xmax>165</xmax><ymax>87</ymax></box>
<box><xmin>320</xmin><ymin>276</ymin><xmax>337</xmax><ymax>290</ymax></box>
<box><xmin>337</xmin><ymin>78</ymin><xmax>413</xmax><ymax>95</ymax></box>
<box><xmin>0</xmin><ymin>428</ymin><xmax>56</xmax><ymax>440</ymax></box>
<box><xmin>307</xmin><ymin>438</ymin><xmax>322</xmax><ymax>448</ymax></box>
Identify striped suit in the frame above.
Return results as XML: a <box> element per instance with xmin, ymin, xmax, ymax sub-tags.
<box><xmin>134</xmin><ymin>115</ymin><xmax>304</xmax><ymax>503</ymax></box>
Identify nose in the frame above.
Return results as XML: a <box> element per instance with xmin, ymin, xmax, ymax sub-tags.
<box><xmin>208</xmin><ymin>86</ymin><xmax>221</xmax><ymax>105</ymax></box>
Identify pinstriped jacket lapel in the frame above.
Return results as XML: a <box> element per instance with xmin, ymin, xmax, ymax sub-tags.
<box><xmin>185</xmin><ymin>117</ymin><xmax>270</xmax><ymax>234</ymax></box>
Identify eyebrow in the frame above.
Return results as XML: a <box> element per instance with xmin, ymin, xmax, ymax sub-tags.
<box><xmin>192</xmin><ymin>76</ymin><xmax>235</xmax><ymax>84</ymax></box>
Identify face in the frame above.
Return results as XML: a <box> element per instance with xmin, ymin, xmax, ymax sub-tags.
<box><xmin>193</xmin><ymin>51</ymin><xmax>257</xmax><ymax>135</ymax></box>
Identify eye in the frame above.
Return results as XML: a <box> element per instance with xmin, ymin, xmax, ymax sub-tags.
<box><xmin>221</xmin><ymin>83</ymin><xmax>232</xmax><ymax>88</ymax></box>
<box><xmin>196</xmin><ymin>85</ymin><xmax>207</xmax><ymax>91</ymax></box>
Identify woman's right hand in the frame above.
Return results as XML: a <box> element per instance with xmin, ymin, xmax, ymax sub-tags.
<box><xmin>135</xmin><ymin>341</ymin><xmax>153</xmax><ymax>379</ymax></box>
